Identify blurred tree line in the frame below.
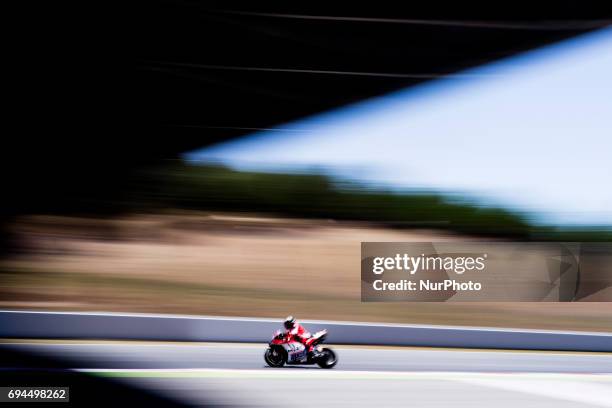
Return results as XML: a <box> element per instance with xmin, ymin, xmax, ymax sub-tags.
<box><xmin>126</xmin><ymin>163</ymin><xmax>610</xmax><ymax>240</ymax></box>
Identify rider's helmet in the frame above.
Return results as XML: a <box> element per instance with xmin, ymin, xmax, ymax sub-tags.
<box><xmin>283</xmin><ymin>315</ymin><xmax>296</xmax><ymax>330</ymax></box>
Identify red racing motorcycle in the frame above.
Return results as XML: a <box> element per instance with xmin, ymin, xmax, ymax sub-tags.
<box><xmin>264</xmin><ymin>329</ymin><xmax>338</xmax><ymax>368</ymax></box>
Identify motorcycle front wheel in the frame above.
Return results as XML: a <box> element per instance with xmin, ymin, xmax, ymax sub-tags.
<box><xmin>264</xmin><ymin>347</ymin><xmax>286</xmax><ymax>367</ymax></box>
<box><xmin>316</xmin><ymin>348</ymin><xmax>337</xmax><ymax>369</ymax></box>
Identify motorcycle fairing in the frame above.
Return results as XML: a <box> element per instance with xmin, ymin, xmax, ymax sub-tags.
<box><xmin>283</xmin><ymin>341</ymin><xmax>307</xmax><ymax>363</ymax></box>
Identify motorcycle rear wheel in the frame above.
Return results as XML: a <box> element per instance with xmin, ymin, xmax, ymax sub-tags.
<box><xmin>264</xmin><ymin>347</ymin><xmax>286</xmax><ymax>367</ymax></box>
<box><xmin>316</xmin><ymin>348</ymin><xmax>337</xmax><ymax>369</ymax></box>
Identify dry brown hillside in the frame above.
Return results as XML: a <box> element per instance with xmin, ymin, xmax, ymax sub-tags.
<box><xmin>1</xmin><ymin>212</ymin><xmax>610</xmax><ymax>332</ymax></box>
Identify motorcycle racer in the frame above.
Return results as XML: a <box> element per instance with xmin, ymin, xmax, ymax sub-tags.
<box><xmin>283</xmin><ymin>316</ymin><xmax>315</xmax><ymax>354</ymax></box>
<box><xmin>265</xmin><ymin>322</ymin><xmax>337</xmax><ymax>368</ymax></box>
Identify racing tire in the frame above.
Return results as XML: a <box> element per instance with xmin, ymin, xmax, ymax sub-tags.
<box><xmin>264</xmin><ymin>347</ymin><xmax>287</xmax><ymax>367</ymax></box>
<box><xmin>316</xmin><ymin>348</ymin><xmax>337</xmax><ymax>369</ymax></box>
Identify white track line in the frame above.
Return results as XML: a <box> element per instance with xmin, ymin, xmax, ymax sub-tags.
<box><xmin>75</xmin><ymin>368</ymin><xmax>612</xmax><ymax>381</ymax></box>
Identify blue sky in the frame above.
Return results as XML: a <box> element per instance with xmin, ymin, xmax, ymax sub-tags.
<box><xmin>186</xmin><ymin>28</ymin><xmax>612</xmax><ymax>226</ymax></box>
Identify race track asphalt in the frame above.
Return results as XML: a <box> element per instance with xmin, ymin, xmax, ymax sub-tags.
<box><xmin>2</xmin><ymin>341</ymin><xmax>611</xmax><ymax>407</ymax></box>
<box><xmin>2</xmin><ymin>342</ymin><xmax>611</xmax><ymax>373</ymax></box>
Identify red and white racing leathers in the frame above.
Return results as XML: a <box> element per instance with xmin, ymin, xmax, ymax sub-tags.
<box><xmin>285</xmin><ymin>323</ymin><xmax>314</xmax><ymax>351</ymax></box>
